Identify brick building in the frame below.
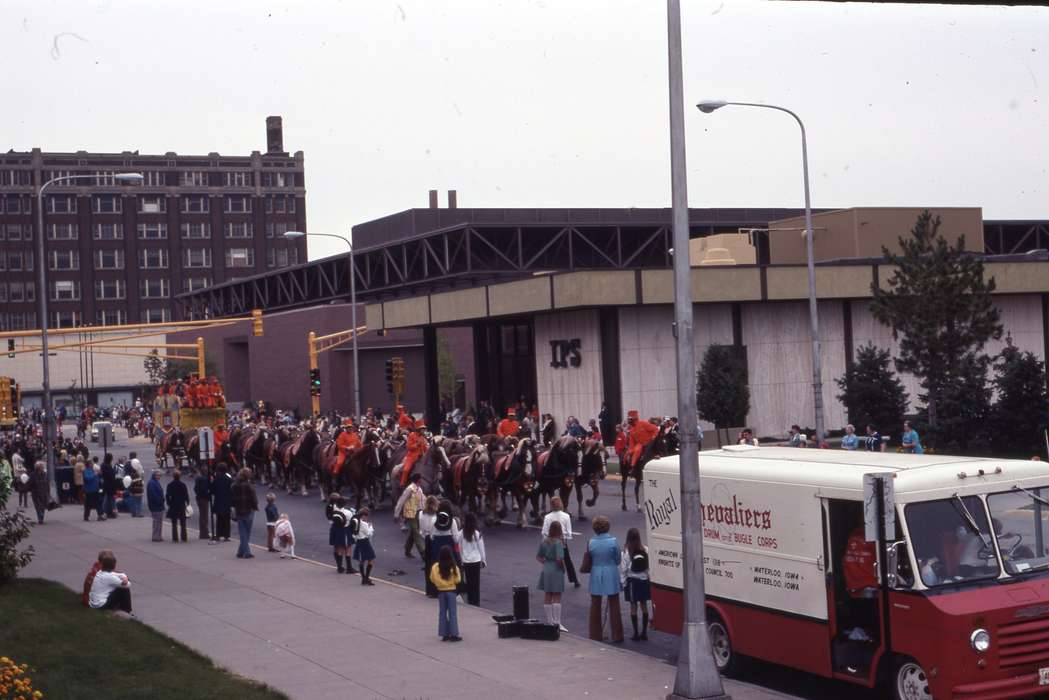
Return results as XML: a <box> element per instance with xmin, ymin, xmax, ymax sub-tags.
<box><xmin>0</xmin><ymin>116</ymin><xmax>306</xmax><ymax>330</ymax></box>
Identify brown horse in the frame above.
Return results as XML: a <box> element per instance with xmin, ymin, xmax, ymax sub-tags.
<box><xmin>155</xmin><ymin>429</ymin><xmax>186</xmax><ymax>470</ymax></box>
<box><xmin>620</xmin><ymin>425</ymin><xmax>669</xmax><ymax>512</ymax></box>
<box><xmin>485</xmin><ymin>437</ymin><xmax>538</xmax><ymax>528</ymax></box>
<box><xmin>574</xmin><ymin>438</ymin><xmax>606</xmax><ymax>521</ymax></box>
<box><xmin>535</xmin><ymin>436</ymin><xmax>582</xmax><ymax>516</ymax></box>
<box><xmin>239</xmin><ymin>426</ymin><xmax>277</xmax><ymax>484</ymax></box>
<box><xmin>277</xmin><ymin>426</ymin><xmax>321</xmax><ymax>495</ymax></box>
<box><xmin>390</xmin><ymin>438</ymin><xmax>451</xmax><ymax>502</ymax></box>
<box><xmin>449</xmin><ymin>443</ymin><xmax>491</xmax><ymax>516</ymax></box>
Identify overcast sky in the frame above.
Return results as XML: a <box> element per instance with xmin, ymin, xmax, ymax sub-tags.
<box><xmin>3</xmin><ymin>0</ymin><xmax>1047</xmax><ymax>259</ymax></box>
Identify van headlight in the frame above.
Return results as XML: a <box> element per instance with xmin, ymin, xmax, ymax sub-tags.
<box><xmin>970</xmin><ymin>628</ymin><xmax>991</xmax><ymax>653</ymax></box>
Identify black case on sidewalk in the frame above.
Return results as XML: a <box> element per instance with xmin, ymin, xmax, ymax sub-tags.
<box><xmin>498</xmin><ymin>618</ymin><xmax>540</xmax><ymax>638</ymax></box>
<box><xmin>512</xmin><ymin>585</ymin><xmax>530</xmax><ymax>619</ymax></box>
<box><xmin>518</xmin><ymin>620</ymin><xmax>560</xmax><ymax>641</ymax></box>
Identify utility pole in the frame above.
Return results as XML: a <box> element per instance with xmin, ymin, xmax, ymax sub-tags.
<box><xmin>666</xmin><ymin>1</ymin><xmax>729</xmax><ymax>698</ymax></box>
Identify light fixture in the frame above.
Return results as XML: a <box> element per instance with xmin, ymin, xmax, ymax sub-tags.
<box><xmin>696</xmin><ymin>99</ymin><xmax>728</xmax><ymax>114</ymax></box>
<box><xmin>113</xmin><ymin>173</ymin><xmax>144</xmax><ymax>183</ymax></box>
<box><xmin>283</xmin><ymin>230</ymin><xmax>306</xmax><ymax>238</ymax></box>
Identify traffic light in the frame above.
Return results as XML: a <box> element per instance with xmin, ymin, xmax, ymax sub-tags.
<box><xmin>385</xmin><ymin>359</ymin><xmax>394</xmax><ymax>395</ymax></box>
<box><xmin>391</xmin><ymin>357</ymin><xmax>406</xmax><ymax>397</ymax></box>
<box><xmin>252</xmin><ymin>309</ymin><xmax>263</xmax><ymax>337</ymax></box>
<box><xmin>309</xmin><ymin>368</ymin><xmax>321</xmax><ymax>396</ymax></box>
<box><xmin>6</xmin><ymin>339</ymin><xmax>13</xmax><ymax>358</ymax></box>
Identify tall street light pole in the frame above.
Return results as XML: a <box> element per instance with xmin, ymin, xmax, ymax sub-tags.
<box><xmin>36</xmin><ymin>172</ymin><xmax>143</xmax><ymax>497</ymax></box>
<box><xmin>284</xmin><ymin>231</ymin><xmax>362</xmax><ymax>420</ymax></box>
<box><xmin>666</xmin><ymin>2</ymin><xmax>729</xmax><ymax>699</ymax></box>
<box><xmin>696</xmin><ymin>99</ymin><xmax>825</xmax><ymax>445</ymax></box>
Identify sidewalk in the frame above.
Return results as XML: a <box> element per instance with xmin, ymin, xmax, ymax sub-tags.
<box><xmin>22</xmin><ymin>506</ymin><xmax>795</xmax><ymax>700</ymax></box>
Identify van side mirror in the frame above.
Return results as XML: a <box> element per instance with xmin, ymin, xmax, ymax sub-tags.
<box><xmin>886</xmin><ymin>540</ymin><xmax>914</xmax><ymax>589</ymax></box>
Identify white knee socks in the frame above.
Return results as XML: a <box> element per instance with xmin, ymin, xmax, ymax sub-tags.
<box><xmin>544</xmin><ymin>603</ymin><xmax>554</xmax><ymax>624</ymax></box>
<box><xmin>552</xmin><ymin>603</ymin><xmax>562</xmax><ymax>627</ymax></box>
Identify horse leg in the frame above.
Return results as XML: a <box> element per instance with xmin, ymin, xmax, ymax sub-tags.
<box><xmin>575</xmin><ymin>480</ymin><xmax>587</xmax><ymax>521</ymax></box>
<box><xmin>634</xmin><ymin>468</ymin><xmax>643</xmax><ymax>512</ymax></box>
<box><xmin>515</xmin><ymin>492</ymin><xmax>526</xmax><ymax>529</ymax></box>
<box><xmin>587</xmin><ymin>479</ymin><xmax>599</xmax><ymax>509</ymax></box>
<box><xmin>620</xmin><ymin>464</ymin><xmax>628</xmax><ymax>511</ymax></box>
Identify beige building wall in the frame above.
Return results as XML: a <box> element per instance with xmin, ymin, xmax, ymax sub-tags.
<box><xmin>770</xmin><ymin>207</ymin><xmax>984</xmax><ymax>264</ymax></box>
<box><xmin>534</xmin><ymin>310</ymin><xmax>604</xmax><ymax>428</ymax></box>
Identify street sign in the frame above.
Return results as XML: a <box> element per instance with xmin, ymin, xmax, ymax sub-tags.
<box><xmin>96</xmin><ymin>421</ymin><xmax>113</xmax><ymax>453</ymax></box>
<box><xmin>863</xmin><ymin>472</ymin><xmax>896</xmax><ymax>542</ymax></box>
<box><xmin>198</xmin><ymin>427</ymin><xmax>215</xmax><ymax>460</ymax></box>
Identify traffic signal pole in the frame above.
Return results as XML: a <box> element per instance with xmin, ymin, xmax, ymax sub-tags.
<box><xmin>307</xmin><ymin>331</ymin><xmax>320</xmax><ymax>416</ymax></box>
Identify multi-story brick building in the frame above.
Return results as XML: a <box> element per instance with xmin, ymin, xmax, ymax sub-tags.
<box><xmin>0</xmin><ymin>116</ymin><xmax>306</xmax><ymax>330</ymax></box>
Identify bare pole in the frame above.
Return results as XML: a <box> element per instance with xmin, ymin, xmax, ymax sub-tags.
<box><xmin>349</xmin><ymin>232</ymin><xmax>362</xmax><ymax>421</ymax></box>
<box><xmin>666</xmin><ymin>1</ymin><xmax>728</xmax><ymax>698</ymax></box>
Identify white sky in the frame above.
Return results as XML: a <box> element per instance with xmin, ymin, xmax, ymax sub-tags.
<box><xmin>3</xmin><ymin>0</ymin><xmax>1047</xmax><ymax>259</ymax></box>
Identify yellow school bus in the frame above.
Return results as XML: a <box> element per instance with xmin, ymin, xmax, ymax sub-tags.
<box><xmin>0</xmin><ymin>376</ymin><xmax>20</xmax><ymax>428</ymax></box>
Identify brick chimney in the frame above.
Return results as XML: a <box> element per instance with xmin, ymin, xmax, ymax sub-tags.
<box><xmin>266</xmin><ymin>116</ymin><xmax>284</xmax><ymax>154</ymax></box>
<box><xmin>447</xmin><ymin>190</ymin><xmax>457</xmax><ymax>209</ymax></box>
<box><xmin>428</xmin><ymin>190</ymin><xmax>439</xmax><ymax>209</ymax></box>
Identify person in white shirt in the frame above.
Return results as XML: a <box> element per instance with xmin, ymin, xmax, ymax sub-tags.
<box><xmin>275</xmin><ymin>513</ymin><xmax>295</xmax><ymax>559</ymax></box>
<box><xmin>419</xmin><ymin>496</ymin><xmax>440</xmax><ymax>597</ymax></box>
<box><xmin>459</xmin><ymin>512</ymin><xmax>487</xmax><ymax>606</ymax></box>
<box><xmin>352</xmin><ymin>507</ymin><xmax>377</xmax><ymax>586</ymax></box>
<box><xmin>89</xmin><ymin>552</ymin><xmax>132</xmax><ymax>614</ymax></box>
<box><xmin>541</xmin><ymin>497</ymin><xmax>579</xmax><ymax>588</ymax></box>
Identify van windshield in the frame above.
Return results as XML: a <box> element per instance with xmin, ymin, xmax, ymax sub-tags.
<box><xmin>905</xmin><ymin>495</ymin><xmax>1000</xmax><ymax>587</ymax></box>
<box><xmin>987</xmin><ymin>486</ymin><xmax>1049</xmax><ymax>575</ymax></box>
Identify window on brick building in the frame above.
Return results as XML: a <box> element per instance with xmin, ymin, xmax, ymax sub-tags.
<box><xmin>224</xmin><ymin>196</ymin><xmax>252</xmax><ymax>213</ymax></box>
<box><xmin>137</xmin><ymin>222</ymin><xmax>168</xmax><ymax>239</ymax></box>
<box><xmin>180</xmin><ymin>195</ymin><xmax>209</xmax><ymax>213</ymax></box>
<box><xmin>184</xmin><ymin>276</ymin><xmax>211</xmax><ymax>292</ymax></box>
<box><xmin>225</xmin><ymin>222</ymin><xmax>253</xmax><ymax>238</ymax></box>
<box><xmin>51</xmin><ymin>280</ymin><xmax>80</xmax><ymax>301</ymax></box>
<box><xmin>95</xmin><ymin>279</ymin><xmax>126</xmax><ymax>300</ymax></box>
<box><xmin>138</xmin><ymin>195</ymin><xmax>167</xmax><ymax>213</ymax></box>
<box><xmin>95</xmin><ymin>309</ymin><xmax>127</xmax><ymax>326</ymax></box>
<box><xmin>49</xmin><ymin>250</ymin><xmax>79</xmax><ymax>270</ymax></box>
<box><xmin>94</xmin><ymin>249</ymin><xmax>125</xmax><ymax>270</ymax></box>
<box><xmin>48</xmin><ymin>223</ymin><xmax>78</xmax><ymax>240</ymax></box>
<box><xmin>94</xmin><ymin>223</ymin><xmax>123</xmax><ymax>240</ymax></box>
<box><xmin>46</xmin><ymin>195</ymin><xmax>77</xmax><ymax>214</ymax></box>
<box><xmin>138</xmin><ymin>248</ymin><xmax>168</xmax><ymax>269</ymax></box>
<box><xmin>183</xmin><ymin>248</ymin><xmax>212</xmax><ymax>268</ymax></box>
<box><xmin>93</xmin><ymin>195</ymin><xmax>122</xmax><ymax>214</ymax></box>
<box><xmin>141</xmin><ymin>308</ymin><xmax>170</xmax><ymax>323</ymax></box>
<box><xmin>180</xmin><ymin>171</ymin><xmax>206</xmax><ymax>187</ymax></box>
<box><xmin>225</xmin><ymin>248</ymin><xmax>254</xmax><ymax>268</ymax></box>
<box><xmin>140</xmin><ymin>278</ymin><xmax>170</xmax><ymax>298</ymax></box>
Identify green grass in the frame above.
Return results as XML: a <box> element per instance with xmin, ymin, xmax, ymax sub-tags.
<box><xmin>0</xmin><ymin>578</ymin><xmax>288</xmax><ymax>700</ymax></box>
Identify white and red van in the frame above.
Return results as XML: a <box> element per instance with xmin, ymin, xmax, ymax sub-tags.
<box><xmin>645</xmin><ymin>445</ymin><xmax>1049</xmax><ymax>700</ymax></box>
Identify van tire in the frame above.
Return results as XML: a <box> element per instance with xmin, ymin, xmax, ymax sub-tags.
<box><xmin>890</xmin><ymin>656</ymin><xmax>933</xmax><ymax>700</ymax></box>
<box><xmin>707</xmin><ymin>614</ymin><xmax>743</xmax><ymax>677</ymax></box>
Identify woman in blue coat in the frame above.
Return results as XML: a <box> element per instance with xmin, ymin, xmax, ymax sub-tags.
<box><xmin>586</xmin><ymin>515</ymin><xmax>623</xmax><ymax>643</ymax></box>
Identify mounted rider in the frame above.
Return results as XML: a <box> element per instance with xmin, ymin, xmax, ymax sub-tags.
<box><xmin>623</xmin><ymin>410</ymin><xmax>659</xmax><ymax>472</ymax></box>
<box><xmin>333</xmin><ymin>419</ymin><xmax>362</xmax><ymax>477</ymax></box>
<box><xmin>400</xmin><ymin>419</ymin><xmax>428</xmax><ymax>487</ymax></box>
<box><xmin>396</xmin><ymin>404</ymin><xmax>415</xmax><ymax>433</ymax></box>
<box><xmin>497</xmin><ymin>408</ymin><xmax>519</xmax><ymax>439</ymax></box>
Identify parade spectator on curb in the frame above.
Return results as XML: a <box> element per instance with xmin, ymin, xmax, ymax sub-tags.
<box><xmin>275</xmin><ymin>512</ymin><xmax>295</xmax><ymax>558</ymax></box>
<box><xmin>395</xmin><ymin>472</ymin><xmax>426</xmax><ymax>558</ymax></box>
<box><xmin>841</xmin><ymin>424</ymin><xmax>860</xmax><ymax>451</ymax></box>
<box><xmin>430</xmin><ymin>545</ymin><xmax>462</xmax><ymax>642</ymax></box>
<box><xmin>165</xmin><ymin>469</ymin><xmax>190</xmax><ymax>543</ymax></box>
<box><xmin>542</xmin><ymin>496</ymin><xmax>578</xmax><ymax>588</ymax></box>
<box><xmin>789</xmin><ymin>425</ymin><xmax>807</xmax><ymax>448</ymax></box>
<box><xmin>82</xmin><ymin>550</ymin><xmax>111</xmax><ymax>606</ymax></box>
<box><xmin>232</xmin><ymin>467</ymin><xmax>258</xmax><ymax>559</ymax></box>
<box><xmin>353</xmin><ymin>507</ymin><xmax>377</xmax><ymax>585</ymax></box>
<box><xmin>0</xmin><ymin>454</ymin><xmax>10</xmax><ymax>508</ymax></box>
<box><xmin>28</xmin><ymin>461</ymin><xmax>50</xmax><ymax>524</ymax></box>
<box><xmin>212</xmin><ymin>465</ymin><xmax>233</xmax><ymax>542</ymax></box>
<box><xmin>420</xmin><ymin>496</ymin><xmax>440</xmax><ymax>597</ymax></box>
<box><xmin>194</xmin><ymin>470</ymin><xmax>211</xmax><ymax>539</ymax></box>
<box><xmin>537</xmin><ymin>520</ymin><xmax>567</xmax><ymax>631</ymax></box>
<box><xmin>459</xmin><ymin>512</ymin><xmax>486</xmax><ymax>606</ymax></box>
<box><xmin>14</xmin><ymin>454</ymin><xmax>29</xmax><ymax>509</ymax></box>
<box><xmin>147</xmin><ymin>471</ymin><xmax>165</xmax><ymax>541</ymax></box>
<box><xmin>127</xmin><ymin>462</ymin><xmax>144</xmax><ymax>517</ymax></box>
<box><xmin>864</xmin><ymin>425</ymin><xmax>886</xmax><ymax>452</ymax></box>
<box><xmin>621</xmin><ymin>527</ymin><xmax>651</xmax><ymax>641</ymax></box>
<box><xmin>585</xmin><ymin>515</ymin><xmax>623</xmax><ymax>643</ymax></box>
<box><xmin>265</xmin><ymin>492</ymin><xmax>279</xmax><ymax>552</ymax></box>
<box><xmin>430</xmin><ymin>499</ymin><xmax>461</xmax><ymax>576</ymax></box>
<box><xmin>327</xmin><ymin>493</ymin><xmax>354</xmax><ymax>574</ymax></box>
<box><xmin>83</xmin><ymin>458</ymin><xmax>103</xmax><ymax>521</ymax></box>
<box><xmin>598</xmin><ymin>402</ymin><xmax>614</xmax><ymax>447</ymax></box>
<box><xmin>88</xmin><ymin>551</ymin><xmax>132</xmax><ymax>614</ymax></box>
<box><xmin>101</xmin><ymin>453</ymin><xmax>118</xmax><ymax>518</ymax></box>
<box><xmin>737</xmin><ymin>428</ymin><xmax>759</xmax><ymax>447</ymax></box>
<box><xmin>73</xmin><ymin>455</ymin><xmax>86</xmax><ymax>503</ymax></box>
<box><xmin>901</xmin><ymin>421</ymin><xmax>924</xmax><ymax>454</ymax></box>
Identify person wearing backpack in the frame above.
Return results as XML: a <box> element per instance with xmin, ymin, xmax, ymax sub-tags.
<box><xmin>620</xmin><ymin>527</ymin><xmax>651</xmax><ymax>641</ymax></box>
<box><xmin>429</xmin><ymin>500</ymin><xmax>461</xmax><ymax>589</ymax></box>
<box><xmin>326</xmin><ymin>493</ymin><xmax>356</xmax><ymax>575</ymax></box>
<box><xmin>352</xmin><ymin>507</ymin><xmax>376</xmax><ymax>586</ymax></box>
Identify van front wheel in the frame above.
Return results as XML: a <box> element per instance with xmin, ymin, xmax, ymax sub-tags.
<box><xmin>892</xmin><ymin>658</ymin><xmax>933</xmax><ymax>700</ymax></box>
<box><xmin>707</xmin><ymin>615</ymin><xmax>743</xmax><ymax>677</ymax></box>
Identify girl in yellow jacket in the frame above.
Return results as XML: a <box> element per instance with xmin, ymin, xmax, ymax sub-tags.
<box><xmin>429</xmin><ymin>545</ymin><xmax>462</xmax><ymax>641</ymax></box>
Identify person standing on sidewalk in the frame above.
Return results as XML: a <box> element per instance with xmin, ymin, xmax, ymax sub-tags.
<box><xmin>541</xmin><ymin>496</ymin><xmax>579</xmax><ymax>588</ymax></box>
<box><xmin>394</xmin><ymin>472</ymin><xmax>425</xmax><ymax>558</ymax></box>
<box><xmin>127</xmin><ymin>462</ymin><xmax>144</xmax><ymax>518</ymax></box>
<box><xmin>430</xmin><ymin>545</ymin><xmax>462</xmax><ymax>642</ymax></box>
<box><xmin>352</xmin><ymin>507</ymin><xmax>376</xmax><ymax>586</ymax></box>
<box><xmin>459</xmin><ymin>512</ymin><xmax>486</xmax><ymax>606</ymax></box>
<box><xmin>212</xmin><ymin>465</ymin><xmax>233</xmax><ymax>542</ymax></box>
<box><xmin>620</xmin><ymin>527</ymin><xmax>651</xmax><ymax>642</ymax></box>
<box><xmin>165</xmin><ymin>469</ymin><xmax>190</xmax><ymax>543</ymax></box>
<box><xmin>537</xmin><ymin>520</ymin><xmax>567</xmax><ymax>631</ymax></box>
<box><xmin>28</xmin><ymin>461</ymin><xmax>50</xmax><ymax>524</ymax></box>
<box><xmin>83</xmin><ymin>459</ymin><xmax>103</xmax><ymax>522</ymax></box>
<box><xmin>147</xmin><ymin>471</ymin><xmax>165</xmax><ymax>541</ymax></box>
<box><xmin>101</xmin><ymin>453</ymin><xmax>118</xmax><ymax>519</ymax></box>
<box><xmin>429</xmin><ymin>499</ymin><xmax>460</xmax><ymax>595</ymax></box>
<box><xmin>326</xmin><ymin>493</ymin><xmax>354</xmax><ymax>574</ymax></box>
<box><xmin>73</xmin><ymin>455</ymin><xmax>85</xmax><ymax>504</ymax></box>
<box><xmin>585</xmin><ymin>516</ymin><xmax>623</xmax><ymax>643</ymax></box>
<box><xmin>232</xmin><ymin>467</ymin><xmax>258</xmax><ymax>559</ymax></box>
<box><xmin>419</xmin><ymin>496</ymin><xmax>439</xmax><ymax>597</ymax></box>
<box><xmin>194</xmin><ymin>470</ymin><xmax>211</xmax><ymax>539</ymax></box>
<box><xmin>264</xmin><ymin>493</ymin><xmax>279</xmax><ymax>552</ymax></box>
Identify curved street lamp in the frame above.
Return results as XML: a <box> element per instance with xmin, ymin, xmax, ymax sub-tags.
<box><xmin>36</xmin><ymin>172</ymin><xmax>143</xmax><ymax>497</ymax></box>
<box><xmin>283</xmin><ymin>231</ymin><xmax>361</xmax><ymax>421</ymax></box>
<box><xmin>696</xmin><ymin>99</ymin><xmax>825</xmax><ymax>445</ymax></box>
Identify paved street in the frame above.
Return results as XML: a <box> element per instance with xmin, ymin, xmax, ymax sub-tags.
<box><xmin>37</xmin><ymin>425</ymin><xmax>880</xmax><ymax>700</ymax></box>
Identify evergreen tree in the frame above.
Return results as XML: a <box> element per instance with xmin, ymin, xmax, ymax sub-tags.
<box><xmin>991</xmin><ymin>337</ymin><xmax>1049</xmax><ymax>457</ymax></box>
<box><xmin>870</xmin><ymin>210</ymin><xmax>1002</xmax><ymax>433</ymax></box>
<box><xmin>835</xmin><ymin>343</ymin><xmax>908</xmax><ymax>434</ymax></box>
<box><xmin>436</xmin><ymin>335</ymin><xmax>459</xmax><ymax>410</ymax></box>
<box><xmin>922</xmin><ymin>352</ymin><xmax>992</xmax><ymax>453</ymax></box>
<box><xmin>143</xmin><ymin>349</ymin><xmax>166</xmax><ymax>386</ymax></box>
<box><xmin>697</xmin><ymin>345</ymin><xmax>750</xmax><ymax>438</ymax></box>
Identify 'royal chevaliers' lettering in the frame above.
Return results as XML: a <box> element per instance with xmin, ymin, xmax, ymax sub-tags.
<box><xmin>701</xmin><ymin>494</ymin><xmax>772</xmax><ymax>531</ymax></box>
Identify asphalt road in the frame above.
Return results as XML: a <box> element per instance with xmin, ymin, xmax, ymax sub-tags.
<box><xmin>66</xmin><ymin>425</ymin><xmax>878</xmax><ymax>700</ymax></box>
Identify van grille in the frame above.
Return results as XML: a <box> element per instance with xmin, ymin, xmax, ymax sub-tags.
<box><xmin>998</xmin><ymin>617</ymin><xmax>1049</xmax><ymax>670</ymax></box>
